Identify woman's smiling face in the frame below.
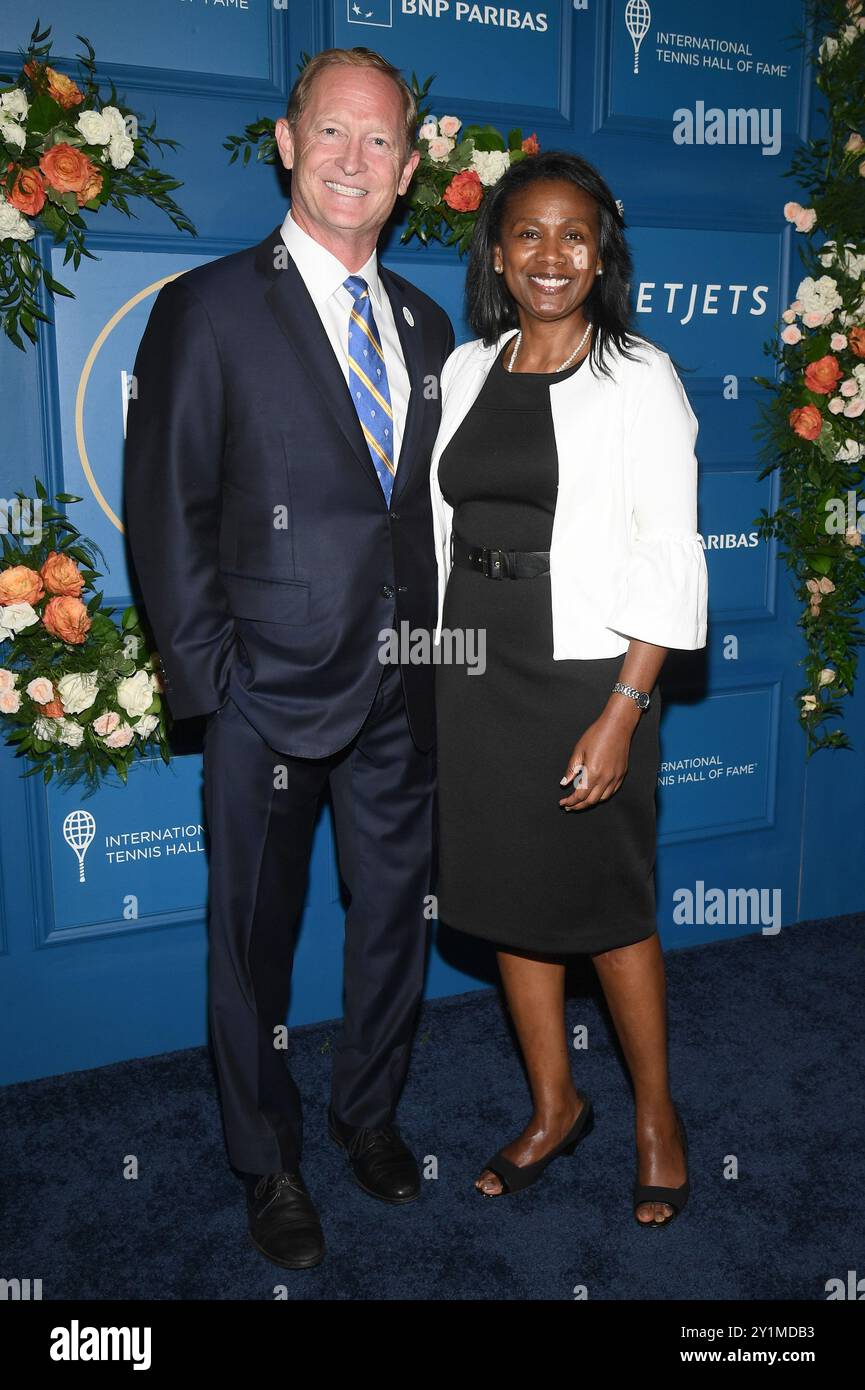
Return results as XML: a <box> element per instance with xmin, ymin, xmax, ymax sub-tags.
<box><xmin>492</xmin><ymin>178</ymin><xmax>603</xmax><ymax>324</ymax></box>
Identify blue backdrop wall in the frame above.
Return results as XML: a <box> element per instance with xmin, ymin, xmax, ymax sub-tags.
<box><xmin>2</xmin><ymin>0</ymin><xmax>862</xmax><ymax>1086</ymax></box>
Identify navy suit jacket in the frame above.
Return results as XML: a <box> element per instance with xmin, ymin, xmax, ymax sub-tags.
<box><xmin>124</xmin><ymin>222</ymin><xmax>454</xmax><ymax>756</ymax></box>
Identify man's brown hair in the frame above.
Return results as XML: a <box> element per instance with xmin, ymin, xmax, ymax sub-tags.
<box><xmin>285</xmin><ymin>47</ymin><xmax>417</xmax><ymax>160</ymax></box>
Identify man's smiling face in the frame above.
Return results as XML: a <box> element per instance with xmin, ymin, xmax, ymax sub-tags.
<box><xmin>275</xmin><ymin>64</ymin><xmax>420</xmax><ymax>262</ymax></box>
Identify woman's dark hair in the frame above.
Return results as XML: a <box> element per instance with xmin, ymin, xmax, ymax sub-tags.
<box><xmin>465</xmin><ymin>149</ymin><xmax>644</xmax><ymax>378</ymax></box>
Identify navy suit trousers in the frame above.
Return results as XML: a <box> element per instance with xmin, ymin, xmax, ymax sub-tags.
<box><xmin>202</xmin><ymin>659</ymin><xmax>435</xmax><ymax>1175</ymax></box>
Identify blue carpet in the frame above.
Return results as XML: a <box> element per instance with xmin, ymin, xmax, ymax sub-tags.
<box><xmin>1</xmin><ymin>914</ymin><xmax>861</xmax><ymax>1300</ymax></box>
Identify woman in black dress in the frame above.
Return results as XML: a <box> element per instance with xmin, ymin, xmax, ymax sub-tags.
<box><xmin>432</xmin><ymin>152</ymin><xmax>708</xmax><ymax>1224</ymax></box>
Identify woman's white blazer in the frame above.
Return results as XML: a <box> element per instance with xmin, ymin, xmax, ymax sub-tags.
<box><xmin>429</xmin><ymin>328</ymin><xmax>709</xmax><ymax>657</ymax></box>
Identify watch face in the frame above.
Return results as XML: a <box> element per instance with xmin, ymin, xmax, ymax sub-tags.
<box><xmin>638</xmin><ymin>692</ymin><xmax>650</xmax><ymax>709</ymax></box>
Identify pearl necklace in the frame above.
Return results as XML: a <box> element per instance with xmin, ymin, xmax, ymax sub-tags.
<box><xmin>506</xmin><ymin>321</ymin><xmax>592</xmax><ymax>374</ymax></box>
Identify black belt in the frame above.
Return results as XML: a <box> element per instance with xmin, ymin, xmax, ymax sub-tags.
<box><xmin>450</xmin><ymin>528</ymin><xmax>550</xmax><ymax>580</ymax></box>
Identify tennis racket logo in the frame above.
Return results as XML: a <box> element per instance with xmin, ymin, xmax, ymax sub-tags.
<box><xmin>625</xmin><ymin>0</ymin><xmax>651</xmax><ymax>74</ymax></box>
<box><xmin>63</xmin><ymin>810</ymin><xmax>96</xmax><ymax>883</ymax></box>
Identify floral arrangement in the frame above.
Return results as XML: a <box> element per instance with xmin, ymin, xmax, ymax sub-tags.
<box><xmin>0</xmin><ymin>20</ymin><xmax>194</xmax><ymax>349</ymax></box>
<box><xmin>754</xmin><ymin>0</ymin><xmax>865</xmax><ymax>755</ymax></box>
<box><xmin>399</xmin><ymin>73</ymin><xmax>538</xmax><ymax>252</ymax></box>
<box><xmin>0</xmin><ymin>481</ymin><xmax>169</xmax><ymax>793</ymax></box>
<box><xmin>223</xmin><ymin>62</ymin><xmax>539</xmax><ymax>254</ymax></box>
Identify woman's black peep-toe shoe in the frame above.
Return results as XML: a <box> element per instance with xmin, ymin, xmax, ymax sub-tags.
<box><xmin>476</xmin><ymin>1090</ymin><xmax>595</xmax><ymax>1197</ymax></box>
<box><xmin>632</xmin><ymin>1106</ymin><xmax>690</xmax><ymax>1228</ymax></box>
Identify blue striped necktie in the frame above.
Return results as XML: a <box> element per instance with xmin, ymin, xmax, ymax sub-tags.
<box><xmin>343</xmin><ymin>274</ymin><xmax>395</xmax><ymax>505</ymax></box>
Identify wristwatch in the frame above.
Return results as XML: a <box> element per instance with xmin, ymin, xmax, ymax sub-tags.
<box><xmin>611</xmin><ymin>681</ymin><xmax>651</xmax><ymax>712</ymax></box>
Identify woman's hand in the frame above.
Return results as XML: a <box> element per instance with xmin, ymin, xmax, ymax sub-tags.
<box><xmin>558</xmin><ymin>704</ymin><xmax>642</xmax><ymax>810</ymax></box>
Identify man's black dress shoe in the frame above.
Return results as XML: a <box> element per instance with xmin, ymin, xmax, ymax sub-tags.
<box><xmin>245</xmin><ymin>1171</ymin><xmax>325</xmax><ymax>1269</ymax></box>
<box><xmin>328</xmin><ymin>1109</ymin><xmax>421</xmax><ymax>1204</ymax></box>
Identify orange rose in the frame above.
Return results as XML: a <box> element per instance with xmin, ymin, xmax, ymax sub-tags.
<box><xmin>790</xmin><ymin>404</ymin><xmax>823</xmax><ymax>440</ymax></box>
<box><xmin>42</xmin><ymin>595</ymin><xmax>92</xmax><ymax>645</ymax></box>
<box><xmin>44</xmin><ymin>66</ymin><xmax>84</xmax><ymax>110</ymax></box>
<box><xmin>6</xmin><ymin>163</ymin><xmax>47</xmax><ymax>217</ymax></box>
<box><xmin>848</xmin><ymin>326</ymin><xmax>865</xmax><ymax>358</ymax></box>
<box><xmin>40</xmin><ymin>551</ymin><xmax>85</xmax><ymax>597</ymax></box>
<box><xmin>77</xmin><ymin>165</ymin><xmax>103</xmax><ymax>206</ymax></box>
<box><xmin>39</xmin><ymin>144</ymin><xmax>98</xmax><ymax>198</ymax></box>
<box><xmin>521</xmin><ymin>133</ymin><xmax>540</xmax><ymax>155</ymax></box>
<box><xmin>42</xmin><ymin>695</ymin><xmax>65</xmax><ymax>719</ymax></box>
<box><xmin>0</xmin><ymin>564</ymin><xmax>44</xmax><ymax>606</ymax></box>
<box><xmin>804</xmin><ymin>354</ymin><xmax>843</xmax><ymax>395</ymax></box>
<box><xmin>443</xmin><ymin>169</ymin><xmax>483</xmax><ymax>213</ymax></box>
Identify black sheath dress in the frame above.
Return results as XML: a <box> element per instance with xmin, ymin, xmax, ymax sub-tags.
<box><xmin>434</xmin><ymin>340</ymin><xmax>662</xmax><ymax>956</ymax></box>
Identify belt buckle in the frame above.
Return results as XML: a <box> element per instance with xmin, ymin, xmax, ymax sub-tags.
<box><xmin>482</xmin><ymin>546</ymin><xmax>506</xmax><ymax>579</ymax></box>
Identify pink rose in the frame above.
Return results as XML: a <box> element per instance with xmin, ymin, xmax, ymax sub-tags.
<box><xmin>844</xmin><ymin>398</ymin><xmax>865</xmax><ymax>417</ymax></box>
<box><xmin>0</xmin><ymin>688</ymin><xmax>21</xmax><ymax>714</ymax></box>
<box><xmin>26</xmin><ymin>676</ymin><xmax>54</xmax><ymax>703</ymax></box>
<box><xmin>438</xmin><ymin>115</ymin><xmax>462</xmax><ymax>138</ymax></box>
<box><xmin>783</xmin><ymin>201</ymin><xmax>803</xmax><ymax>221</ymax></box>
<box><xmin>829</xmin><ymin>396</ymin><xmax>846</xmax><ymax>414</ymax></box>
<box><xmin>427</xmin><ymin>136</ymin><xmax>453</xmax><ymax>162</ymax></box>
<box><xmin>0</xmin><ymin>669</ymin><xmax>17</xmax><ymax>692</ymax></box>
<box><xmin>93</xmin><ymin>711</ymin><xmax>120</xmax><ymax>736</ymax></box>
<box><xmin>103</xmin><ymin>722</ymin><xmax>135</xmax><ymax>748</ymax></box>
<box><xmin>781</xmin><ymin>324</ymin><xmax>802</xmax><ymax>344</ymax></box>
<box><xmin>794</xmin><ymin>207</ymin><xmax>817</xmax><ymax>232</ymax></box>
<box><xmin>831</xmin><ymin>332</ymin><xmax>848</xmax><ymax>350</ymax></box>
<box><xmin>845</xmin><ymin>132</ymin><xmax>864</xmax><ymax>152</ymax></box>
<box><xmin>840</xmin><ymin>378</ymin><xmax>859</xmax><ymax>396</ymax></box>
<box><xmin>803</xmin><ymin>310</ymin><xmax>833</xmax><ymax>328</ymax></box>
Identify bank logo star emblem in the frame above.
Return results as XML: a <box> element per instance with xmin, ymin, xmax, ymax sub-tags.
<box><xmin>347</xmin><ymin>0</ymin><xmax>393</xmax><ymax>28</ymax></box>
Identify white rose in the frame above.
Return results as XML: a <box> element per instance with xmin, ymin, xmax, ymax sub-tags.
<box><xmin>842</xmin><ymin>23</ymin><xmax>860</xmax><ymax>42</ymax></box>
<box><xmin>108</xmin><ymin>133</ymin><xmax>135</xmax><ymax>169</ymax></box>
<box><xmin>134</xmin><ymin>713</ymin><xmax>159</xmax><ymax>738</ymax></box>
<box><xmin>795</xmin><ymin>274</ymin><xmax>842</xmax><ymax>315</ymax></box>
<box><xmin>835</xmin><ymin>437</ymin><xmax>864</xmax><ymax>462</ymax></box>
<box><xmin>0</xmin><ymin>602</ymin><xmax>39</xmax><ymax>637</ymax></box>
<box><xmin>470</xmin><ymin>149</ymin><xmax>510</xmax><ymax>186</ymax></box>
<box><xmin>75</xmin><ymin>110</ymin><xmax>111</xmax><ymax>145</ymax></box>
<box><xmin>0</xmin><ymin>88</ymin><xmax>29</xmax><ymax>121</ymax></box>
<box><xmin>100</xmin><ymin>105</ymin><xmax>128</xmax><ymax>138</ymax></box>
<box><xmin>57</xmin><ymin>717</ymin><xmax>84</xmax><ymax>747</ymax></box>
<box><xmin>819</xmin><ymin>35</ymin><xmax>838</xmax><ymax>61</ymax></box>
<box><xmin>33</xmin><ymin>715</ymin><xmax>58</xmax><ymax>742</ymax></box>
<box><xmin>0</xmin><ymin>197</ymin><xmax>35</xmax><ymax>242</ymax></box>
<box><xmin>418</xmin><ymin>120</ymin><xmax>438</xmax><ymax>141</ymax></box>
<box><xmin>116</xmin><ymin>669</ymin><xmax>154</xmax><ymax>718</ymax></box>
<box><xmin>0</xmin><ymin>117</ymin><xmax>26</xmax><ymax>152</ymax></box>
<box><xmin>57</xmin><ymin>670</ymin><xmax>99</xmax><ymax>714</ymax></box>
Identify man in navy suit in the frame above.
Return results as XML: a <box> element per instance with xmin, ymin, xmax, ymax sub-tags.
<box><xmin>124</xmin><ymin>46</ymin><xmax>454</xmax><ymax>1269</ymax></box>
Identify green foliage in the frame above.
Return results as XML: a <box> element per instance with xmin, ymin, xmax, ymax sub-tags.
<box><xmin>754</xmin><ymin>0</ymin><xmax>865</xmax><ymax>756</ymax></box>
<box><xmin>0</xmin><ymin>20</ymin><xmax>196</xmax><ymax>350</ymax></box>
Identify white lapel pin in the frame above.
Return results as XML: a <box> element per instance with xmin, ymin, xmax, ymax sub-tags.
<box><xmin>403</xmin><ymin>305</ymin><xmax>415</xmax><ymax>327</ymax></box>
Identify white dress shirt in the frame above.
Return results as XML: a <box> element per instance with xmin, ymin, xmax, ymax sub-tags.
<box><xmin>279</xmin><ymin>207</ymin><xmax>411</xmax><ymax>471</ymax></box>
<box><xmin>430</xmin><ymin>329</ymin><xmax>709</xmax><ymax>657</ymax></box>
